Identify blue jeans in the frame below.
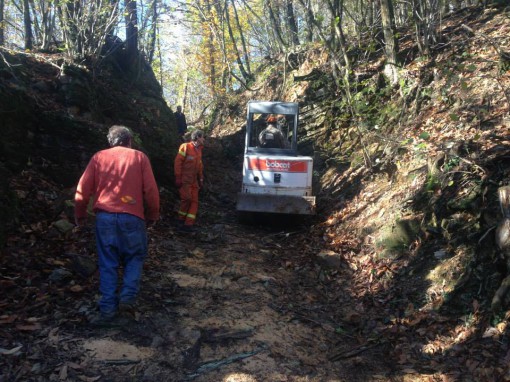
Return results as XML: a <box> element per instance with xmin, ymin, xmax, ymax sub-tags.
<box><xmin>95</xmin><ymin>212</ymin><xmax>147</xmax><ymax>315</ymax></box>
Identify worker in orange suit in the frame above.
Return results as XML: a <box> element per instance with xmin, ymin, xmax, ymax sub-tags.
<box><xmin>174</xmin><ymin>129</ymin><xmax>205</xmax><ymax>232</ymax></box>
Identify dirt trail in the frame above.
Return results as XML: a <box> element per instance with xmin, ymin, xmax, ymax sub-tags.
<box><xmin>140</xmin><ymin>220</ymin><xmax>342</xmax><ymax>381</ymax></box>
<box><xmin>107</xmin><ymin>138</ymin><xmax>379</xmax><ymax>381</ymax></box>
<box><xmin>64</xmin><ymin>138</ymin><xmax>388</xmax><ymax>381</ymax></box>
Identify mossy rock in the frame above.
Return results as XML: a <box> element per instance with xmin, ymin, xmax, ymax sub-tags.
<box><xmin>377</xmin><ymin>217</ymin><xmax>422</xmax><ymax>257</ymax></box>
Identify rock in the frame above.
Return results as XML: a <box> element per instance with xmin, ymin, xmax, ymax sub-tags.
<box><xmin>53</xmin><ymin>219</ymin><xmax>75</xmax><ymax>234</ymax></box>
<box><xmin>237</xmin><ymin>276</ymin><xmax>252</xmax><ymax>287</ymax></box>
<box><xmin>49</xmin><ymin>268</ymin><xmax>73</xmax><ymax>283</ymax></box>
<box><xmin>67</xmin><ymin>253</ymin><xmax>97</xmax><ymax>278</ymax></box>
<box><xmin>150</xmin><ymin>335</ymin><xmax>165</xmax><ymax>348</ymax></box>
<box><xmin>496</xmin><ymin>218</ymin><xmax>510</xmax><ymax>254</ymax></box>
<box><xmin>317</xmin><ymin>250</ymin><xmax>343</xmax><ymax>269</ymax></box>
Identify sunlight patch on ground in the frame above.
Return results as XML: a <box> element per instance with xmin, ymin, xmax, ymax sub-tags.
<box><xmin>223</xmin><ymin>371</ymin><xmax>346</xmax><ymax>382</ymax></box>
<box><xmin>83</xmin><ymin>339</ymin><xmax>153</xmax><ymax>361</ymax></box>
<box><xmin>171</xmin><ymin>272</ymin><xmax>207</xmax><ymax>288</ymax></box>
<box><xmin>425</xmin><ymin>245</ymin><xmax>474</xmax><ymax>309</ymax></box>
<box><xmin>223</xmin><ymin>372</ymin><xmax>258</xmax><ymax>382</ymax></box>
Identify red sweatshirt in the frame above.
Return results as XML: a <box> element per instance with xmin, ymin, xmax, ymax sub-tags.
<box><xmin>75</xmin><ymin>146</ymin><xmax>160</xmax><ymax>221</ymax></box>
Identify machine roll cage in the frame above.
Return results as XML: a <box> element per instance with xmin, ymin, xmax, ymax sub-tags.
<box><xmin>245</xmin><ymin>101</ymin><xmax>299</xmax><ymax>156</ymax></box>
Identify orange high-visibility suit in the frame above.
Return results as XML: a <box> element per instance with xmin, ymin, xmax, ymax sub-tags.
<box><xmin>174</xmin><ymin>142</ymin><xmax>203</xmax><ymax>226</ymax></box>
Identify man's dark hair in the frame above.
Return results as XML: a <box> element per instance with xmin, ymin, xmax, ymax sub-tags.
<box><xmin>191</xmin><ymin>129</ymin><xmax>204</xmax><ymax>141</ymax></box>
<box><xmin>107</xmin><ymin>125</ymin><xmax>132</xmax><ymax>147</ymax></box>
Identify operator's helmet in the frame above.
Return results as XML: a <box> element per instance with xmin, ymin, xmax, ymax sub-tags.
<box><xmin>266</xmin><ymin>115</ymin><xmax>277</xmax><ymax>124</ymax></box>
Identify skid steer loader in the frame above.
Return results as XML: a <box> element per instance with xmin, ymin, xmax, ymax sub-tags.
<box><xmin>236</xmin><ymin>101</ymin><xmax>316</xmax><ymax>215</ymax></box>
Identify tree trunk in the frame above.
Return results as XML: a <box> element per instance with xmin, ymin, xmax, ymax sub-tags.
<box><xmin>0</xmin><ymin>0</ymin><xmax>4</xmax><ymax>46</ymax></box>
<box><xmin>147</xmin><ymin>0</ymin><xmax>158</xmax><ymax>64</ymax></box>
<box><xmin>304</xmin><ymin>0</ymin><xmax>313</xmax><ymax>43</ymax></box>
<box><xmin>412</xmin><ymin>0</ymin><xmax>440</xmax><ymax>56</ymax></box>
<box><xmin>202</xmin><ymin>0</ymin><xmax>217</xmax><ymax>93</ymax></box>
<box><xmin>28</xmin><ymin>0</ymin><xmax>39</xmax><ymax>45</ymax></box>
<box><xmin>268</xmin><ymin>1</ymin><xmax>286</xmax><ymax>52</ymax></box>
<box><xmin>182</xmin><ymin>71</ymin><xmax>189</xmax><ymax>112</ymax></box>
<box><xmin>225</xmin><ymin>0</ymin><xmax>252</xmax><ymax>83</ymax></box>
<box><xmin>285</xmin><ymin>0</ymin><xmax>300</xmax><ymax>46</ymax></box>
<box><xmin>232</xmin><ymin>0</ymin><xmax>252</xmax><ymax>75</ymax></box>
<box><xmin>57</xmin><ymin>0</ymin><xmax>80</xmax><ymax>58</ymax></box>
<box><xmin>326</xmin><ymin>0</ymin><xmax>350</xmax><ymax>71</ymax></box>
<box><xmin>157</xmin><ymin>24</ymin><xmax>163</xmax><ymax>87</ymax></box>
<box><xmin>380</xmin><ymin>0</ymin><xmax>399</xmax><ymax>83</ymax></box>
<box><xmin>23</xmin><ymin>0</ymin><xmax>34</xmax><ymax>50</ymax></box>
<box><xmin>38</xmin><ymin>0</ymin><xmax>56</xmax><ymax>50</ymax></box>
<box><xmin>124</xmin><ymin>0</ymin><xmax>139</xmax><ymax>68</ymax></box>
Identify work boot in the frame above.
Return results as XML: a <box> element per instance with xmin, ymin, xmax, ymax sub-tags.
<box><xmin>118</xmin><ymin>301</ymin><xmax>136</xmax><ymax>316</ymax></box>
<box><xmin>89</xmin><ymin>311</ymin><xmax>118</xmax><ymax>327</ymax></box>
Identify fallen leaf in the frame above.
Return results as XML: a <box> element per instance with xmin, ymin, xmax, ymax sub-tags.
<box><xmin>0</xmin><ymin>315</ymin><xmax>18</xmax><ymax>324</ymax></box>
<box><xmin>0</xmin><ymin>345</ymin><xmax>23</xmax><ymax>355</ymax></box>
<box><xmin>0</xmin><ymin>280</ymin><xmax>16</xmax><ymax>288</ymax></box>
<box><xmin>66</xmin><ymin>361</ymin><xmax>83</xmax><ymax>370</ymax></box>
<box><xmin>482</xmin><ymin>327</ymin><xmax>499</xmax><ymax>338</ymax></box>
<box><xmin>59</xmin><ymin>364</ymin><xmax>68</xmax><ymax>380</ymax></box>
<box><xmin>48</xmin><ymin>327</ymin><xmax>59</xmax><ymax>343</ymax></box>
<box><xmin>16</xmin><ymin>323</ymin><xmax>42</xmax><ymax>331</ymax></box>
<box><xmin>77</xmin><ymin>375</ymin><xmax>101</xmax><ymax>381</ymax></box>
<box><xmin>191</xmin><ymin>248</ymin><xmax>205</xmax><ymax>257</ymax></box>
<box><xmin>70</xmin><ymin>285</ymin><xmax>84</xmax><ymax>292</ymax></box>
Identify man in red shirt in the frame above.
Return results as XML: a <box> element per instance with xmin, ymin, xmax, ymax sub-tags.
<box><xmin>174</xmin><ymin>129</ymin><xmax>205</xmax><ymax>232</ymax></box>
<box><xmin>75</xmin><ymin>125</ymin><xmax>160</xmax><ymax>324</ymax></box>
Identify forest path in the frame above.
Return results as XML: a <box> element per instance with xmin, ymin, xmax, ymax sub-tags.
<box><xmin>69</xmin><ymin>137</ymin><xmax>389</xmax><ymax>381</ymax></box>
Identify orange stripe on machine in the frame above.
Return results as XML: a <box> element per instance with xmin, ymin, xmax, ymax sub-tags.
<box><xmin>248</xmin><ymin>158</ymin><xmax>308</xmax><ymax>172</ymax></box>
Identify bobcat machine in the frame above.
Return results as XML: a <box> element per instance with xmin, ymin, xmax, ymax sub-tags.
<box><xmin>236</xmin><ymin>101</ymin><xmax>316</xmax><ymax>216</ymax></box>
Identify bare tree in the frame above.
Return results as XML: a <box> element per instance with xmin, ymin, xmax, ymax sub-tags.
<box><xmin>225</xmin><ymin>0</ymin><xmax>252</xmax><ymax>83</ymax></box>
<box><xmin>267</xmin><ymin>0</ymin><xmax>286</xmax><ymax>53</ymax></box>
<box><xmin>412</xmin><ymin>0</ymin><xmax>441</xmax><ymax>55</ymax></box>
<box><xmin>58</xmin><ymin>0</ymin><xmax>80</xmax><ymax>57</ymax></box>
<box><xmin>0</xmin><ymin>0</ymin><xmax>4</xmax><ymax>46</ymax></box>
<box><xmin>326</xmin><ymin>0</ymin><xmax>350</xmax><ymax>72</ymax></box>
<box><xmin>231</xmin><ymin>0</ymin><xmax>251</xmax><ymax>75</ymax></box>
<box><xmin>124</xmin><ymin>0</ymin><xmax>138</xmax><ymax>66</ymax></box>
<box><xmin>146</xmin><ymin>0</ymin><xmax>158</xmax><ymax>64</ymax></box>
<box><xmin>57</xmin><ymin>0</ymin><xmax>120</xmax><ymax>62</ymax></box>
<box><xmin>286</xmin><ymin>0</ymin><xmax>300</xmax><ymax>46</ymax></box>
<box><xmin>303</xmin><ymin>0</ymin><xmax>314</xmax><ymax>43</ymax></box>
<box><xmin>380</xmin><ymin>0</ymin><xmax>399</xmax><ymax>83</ymax></box>
<box><xmin>30</xmin><ymin>0</ymin><xmax>56</xmax><ymax>50</ymax></box>
<box><xmin>23</xmin><ymin>0</ymin><xmax>33</xmax><ymax>49</ymax></box>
